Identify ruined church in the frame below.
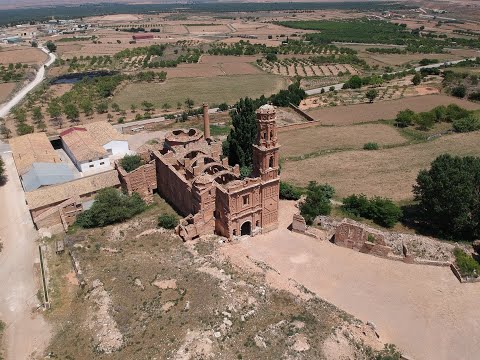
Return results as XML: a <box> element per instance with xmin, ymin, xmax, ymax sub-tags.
<box><xmin>148</xmin><ymin>103</ymin><xmax>281</xmax><ymax>241</ymax></box>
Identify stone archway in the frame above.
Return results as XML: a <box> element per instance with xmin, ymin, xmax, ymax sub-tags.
<box><xmin>241</xmin><ymin>221</ymin><xmax>251</xmax><ymax>236</ymax></box>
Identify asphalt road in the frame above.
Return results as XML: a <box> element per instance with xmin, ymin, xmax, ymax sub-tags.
<box><xmin>305</xmin><ymin>57</ymin><xmax>479</xmax><ymax>96</ymax></box>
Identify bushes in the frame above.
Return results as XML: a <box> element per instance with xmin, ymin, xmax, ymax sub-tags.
<box><xmin>452</xmin><ymin>115</ymin><xmax>480</xmax><ymax>133</ymax></box>
<box><xmin>395</xmin><ymin>109</ymin><xmax>417</xmax><ymax>128</ymax></box>
<box><xmin>120</xmin><ymin>154</ymin><xmax>144</xmax><ymax>172</ymax></box>
<box><xmin>454</xmin><ymin>248</ymin><xmax>480</xmax><ymax>277</ymax></box>
<box><xmin>394</xmin><ymin>104</ymin><xmax>473</xmax><ymax>130</ymax></box>
<box><xmin>279</xmin><ymin>181</ymin><xmax>303</xmax><ymax>200</ymax></box>
<box><xmin>451</xmin><ymin>85</ymin><xmax>467</xmax><ymax>98</ymax></box>
<box><xmin>76</xmin><ymin>188</ymin><xmax>146</xmax><ymax>228</ymax></box>
<box><xmin>342</xmin><ymin>194</ymin><xmax>402</xmax><ymax>228</ymax></box>
<box><xmin>363</xmin><ymin>142</ymin><xmax>379</xmax><ymax>150</ymax></box>
<box><xmin>300</xmin><ymin>182</ymin><xmax>334</xmax><ymax>225</ymax></box>
<box><xmin>158</xmin><ymin>214</ymin><xmax>178</xmax><ymax>229</ymax></box>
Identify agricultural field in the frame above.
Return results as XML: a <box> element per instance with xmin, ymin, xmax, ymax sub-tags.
<box><xmin>279</xmin><ymin>123</ymin><xmax>407</xmax><ymax>159</ymax></box>
<box><xmin>0</xmin><ymin>47</ymin><xmax>47</xmax><ymax>65</ymax></box>
<box><xmin>259</xmin><ymin>59</ymin><xmax>358</xmax><ymax>77</ymax></box>
<box><xmin>304</xmin><ymin>95</ymin><xmax>480</xmax><ymax>125</ymax></box>
<box><xmin>281</xmin><ymin>131</ymin><xmax>480</xmax><ymax>201</ymax></box>
<box><xmin>0</xmin><ymin>82</ymin><xmax>17</xmax><ymax>104</ymax></box>
<box><xmin>112</xmin><ymin>74</ymin><xmax>288</xmax><ymax>111</ymax></box>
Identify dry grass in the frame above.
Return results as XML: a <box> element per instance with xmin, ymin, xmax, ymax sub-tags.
<box><xmin>0</xmin><ymin>47</ymin><xmax>47</xmax><ymax>65</ymax></box>
<box><xmin>279</xmin><ymin>123</ymin><xmax>407</xmax><ymax>158</ymax></box>
<box><xmin>0</xmin><ymin>82</ymin><xmax>17</xmax><ymax>104</ymax></box>
<box><xmin>306</xmin><ymin>95</ymin><xmax>480</xmax><ymax>125</ymax></box>
<box><xmin>113</xmin><ymin>74</ymin><xmax>287</xmax><ymax>109</ymax></box>
<box><xmin>282</xmin><ymin>131</ymin><xmax>480</xmax><ymax>201</ymax></box>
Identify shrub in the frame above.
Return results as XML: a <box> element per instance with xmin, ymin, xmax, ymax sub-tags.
<box><xmin>279</xmin><ymin>181</ymin><xmax>303</xmax><ymax>200</ymax></box>
<box><xmin>300</xmin><ymin>182</ymin><xmax>334</xmax><ymax>225</ymax></box>
<box><xmin>445</xmin><ymin>103</ymin><xmax>470</xmax><ymax>121</ymax></box>
<box><xmin>395</xmin><ymin>109</ymin><xmax>417</xmax><ymax>128</ymax></box>
<box><xmin>452</xmin><ymin>115</ymin><xmax>480</xmax><ymax>133</ymax></box>
<box><xmin>342</xmin><ymin>194</ymin><xmax>402</xmax><ymax>228</ymax></box>
<box><xmin>415</xmin><ymin>111</ymin><xmax>435</xmax><ymax>130</ymax></box>
<box><xmin>454</xmin><ymin>248</ymin><xmax>480</xmax><ymax>277</ymax></box>
<box><xmin>158</xmin><ymin>214</ymin><xmax>178</xmax><ymax>229</ymax></box>
<box><xmin>468</xmin><ymin>92</ymin><xmax>480</xmax><ymax>101</ymax></box>
<box><xmin>363</xmin><ymin>142</ymin><xmax>379</xmax><ymax>150</ymax></box>
<box><xmin>120</xmin><ymin>154</ymin><xmax>144</xmax><ymax>172</ymax></box>
<box><xmin>451</xmin><ymin>85</ymin><xmax>466</xmax><ymax>98</ymax></box>
<box><xmin>76</xmin><ymin>188</ymin><xmax>146</xmax><ymax>228</ymax></box>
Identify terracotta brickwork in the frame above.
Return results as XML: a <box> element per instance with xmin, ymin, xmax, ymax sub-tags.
<box><xmin>116</xmin><ymin>160</ymin><xmax>157</xmax><ymax>203</ymax></box>
<box><xmin>334</xmin><ymin>221</ymin><xmax>391</xmax><ymax>256</ymax></box>
<box><xmin>150</xmin><ymin>104</ymin><xmax>280</xmax><ymax>241</ymax></box>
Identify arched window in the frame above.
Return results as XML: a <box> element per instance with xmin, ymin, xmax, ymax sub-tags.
<box><xmin>269</xmin><ymin>156</ymin><xmax>274</xmax><ymax>168</ymax></box>
<box><xmin>270</xmin><ymin>130</ymin><xmax>274</xmax><ymax>140</ymax></box>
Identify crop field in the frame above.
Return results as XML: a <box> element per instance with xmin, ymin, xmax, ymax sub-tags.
<box><xmin>260</xmin><ymin>59</ymin><xmax>358</xmax><ymax>77</ymax></box>
<box><xmin>279</xmin><ymin>123</ymin><xmax>407</xmax><ymax>159</ymax></box>
<box><xmin>0</xmin><ymin>47</ymin><xmax>47</xmax><ymax>65</ymax></box>
<box><xmin>305</xmin><ymin>95</ymin><xmax>480</xmax><ymax>125</ymax></box>
<box><xmin>281</xmin><ymin>131</ymin><xmax>480</xmax><ymax>201</ymax></box>
<box><xmin>112</xmin><ymin>74</ymin><xmax>288</xmax><ymax>109</ymax></box>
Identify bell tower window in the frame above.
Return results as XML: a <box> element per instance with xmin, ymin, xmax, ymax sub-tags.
<box><xmin>269</xmin><ymin>156</ymin><xmax>274</xmax><ymax>168</ymax></box>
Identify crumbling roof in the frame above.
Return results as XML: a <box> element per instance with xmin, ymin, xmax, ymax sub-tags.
<box><xmin>25</xmin><ymin>169</ymin><xmax>120</xmax><ymax>209</ymax></box>
<box><xmin>9</xmin><ymin>132</ymin><xmax>61</xmax><ymax>175</ymax></box>
<box><xmin>61</xmin><ymin>126</ymin><xmax>108</xmax><ymax>162</ymax></box>
<box><xmin>83</xmin><ymin>121</ymin><xmax>127</xmax><ymax>146</ymax></box>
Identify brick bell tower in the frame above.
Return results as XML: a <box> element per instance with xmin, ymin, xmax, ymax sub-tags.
<box><xmin>253</xmin><ymin>104</ymin><xmax>280</xmax><ymax>232</ymax></box>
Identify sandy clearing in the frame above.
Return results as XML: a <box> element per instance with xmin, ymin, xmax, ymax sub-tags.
<box><xmin>221</xmin><ymin>201</ymin><xmax>480</xmax><ymax>360</ymax></box>
<box><xmin>282</xmin><ymin>131</ymin><xmax>480</xmax><ymax>201</ymax></box>
<box><xmin>306</xmin><ymin>95</ymin><xmax>480</xmax><ymax>125</ymax></box>
<box><xmin>279</xmin><ymin>123</ymin><xmax>406</xmax><ymax>157</ymax></box>
<box><xmin>0</xmin><ymin>48</ymin><xmax>47</xmax><ymax>65</ymax></box>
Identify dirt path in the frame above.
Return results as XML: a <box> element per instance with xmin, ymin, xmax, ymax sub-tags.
<box><xmin>221</xmin><ymin>201</ymin><xmax>480</xmax><ymax>360</ymax></box>
<box><xmin>0</xmin><ymin>152</ymin><xmax>51</xmax><ymax>360</ymax></box>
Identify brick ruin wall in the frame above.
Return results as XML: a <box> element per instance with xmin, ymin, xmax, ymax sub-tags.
<box><xmin>334</xmin><ymin>222</ymin><xmax>391</xmax><ymax>257</ymax></box>
<box><xmin>117</xmin><ymin>160</ymin><xmax>157</xmax><ymax>203</ymax></box>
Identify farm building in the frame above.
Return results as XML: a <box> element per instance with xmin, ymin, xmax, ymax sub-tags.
<box><xmin>60</xmin><ymin>121</ymin><xmax>129</xmax><ymax>172</ymax></box>
<box><xmin>9</xmin><ymin>132</ymin><xmax>75</xmax><ymax>191</ymax></box>
<box><xmin>132</xmin><ymin>34</ymin><xmax>153</xmax><ymax>41</ymax></box>
<box><xmin>25</xmin><ymin>170</ymin><xmax>121</xmax><ymax>231</ymax></box>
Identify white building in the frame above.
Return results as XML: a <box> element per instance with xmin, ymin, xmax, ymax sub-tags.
<box><xmin>60</xmin><ymin>121</ymin><xmax>129</xmax><ymax>173</ymax></box>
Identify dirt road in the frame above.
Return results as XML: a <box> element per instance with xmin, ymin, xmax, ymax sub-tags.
<box><xmin>0</xmin><ymin>47</ymin><xmax>55</xmax><ymax>118</ymax></box>
<box><xmin>222</xmin><ymin>201</ymin><xmax>480</xmax><ymax>360</ymax></box>
<box><xmin>0</xmin><ymin>152</ymin><xmax>51</xmax><ymax>359</ymax></box>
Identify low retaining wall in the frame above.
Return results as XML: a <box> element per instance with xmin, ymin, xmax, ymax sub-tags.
<box><xmin>288</xmin><ymin>103</ymin><xmax>316</xmax><ymax>122</ymax></box>
<box><xmin>450</xmin><ymin>263</ymin><xmax>480</xmax><ymax>283</ymax></box>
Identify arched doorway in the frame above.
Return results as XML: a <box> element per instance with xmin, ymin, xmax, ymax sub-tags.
<box><xmin>240</xmin><ymin>221</ymin><xmax>251</xmax><ymax>236</ymax></box>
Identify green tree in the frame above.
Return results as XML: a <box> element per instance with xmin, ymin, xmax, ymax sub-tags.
<box><xmin>223</xmin><ymin>97</ymin><xmax>258</xmax><ymax>167</ymax></box>
<box><xmin>96</xmin><ymin>102</ymin><xmax>109</xmax><ymax>114</ymax></box>
<box><xmin>415</xmin><ymin>111</ymin><xmax>435</xmax><ymax>130</ymax></box>
<box><xmin>279</xmin><ymin>181</ymin><xmax>303</xmax><ymax>200</ymax></box>
<box><xmin>218</xmin><ymin>103</ymin><xmax>229</xmax><ymax>111</ymax></box>
<box><xmin>76</xmin><ymin>189</ymin><xmax>146</xmax><ymax>228</ymax></box>
<box><xmin>453</xmin><ymin>115</ymin><xmax>480</xmax><ymax>133</ymax></box>
<box><xmin>451</xmin><ymin>85</ymin><xmax>466</xmax><ymax>98</ymax></box>
<box><xmin>111</xmin><ymin>102</ymin><xmax>121</xmax><ymax>113</ymax></box>
<box><xmin>413</xmin><ymin>154</ymin><xmax>480</xmax><ymax>240</ymax></box>
<box><xmin>366</xmin><ymin>89</ymin><xmax>378</xmax><ymax>103</ymax></box>
<box><xmin>395</xmin><ymin>109</ymin><xmax>417</xmax><ymax>128</ymax></box>
<box><xmin>412</xmin><ymin>72</ymin><xmax>422</xmax><ymax>86</ymax></box>
<box><xmin>120</xmin><ymin>154</ymin><xmax>144</xmax><ymax>172</ymax></box>
<box><xmin>0</xmin><ymin>156</ymin><xmax>5</xmax><ymax>180</ymax></box>
<box><xmin>141</xmin><ymin>101</ymin><xmax>155</xmax><ymax>112</ymax></box>
<box><xmin>45</xmin><ymin>41</ymin><xmax>57</xmax><ymax>53</ymax></box>
<box><xmin>80</xmin><ymin>99</ymin><xmax>94</xmax><ymax>116</ymax></box>
<box><xmin>32</xmin><ymin>106</ymin><xmax>44</xmax><ymax>123</ymax></box>
<box><xmin>300</xmin><ymin>182</ymin><xmax>334</xmax><ymax>225</ymax></box>
<box><xmin>185</xmin><ymin>98</ymin><xmax>194</xmax><ymax>110</ymax></box>
<box><xmin>130</xmin><ymin>104</ymin><xmax>137</xmax><ymax>113</ymax></box>
<box><xmin>47</xmin><ymin>101</ymin><xmax>62</xmax><ymax>120</ymax></box>
<box><xmin>342</xmin><ymin>194</ymin><xmax>402</xmax><ymax>228</ymax></box>
<box><xmin>162</xmin><ymin>103</ymin><xmax>170</xmax><ymax>111</ymax></box>
<box><xmin>64</xmin><ymin>103</ymin><xmax>80</xmax><ymax>121</ymax></box>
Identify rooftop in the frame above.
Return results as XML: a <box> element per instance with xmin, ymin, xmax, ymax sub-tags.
<box><xmin>25</xmin><ymin>169</ymin><xmax>120</xmax><ymax>209</ymax></box>
<box><xmin>61</xmin><ymin>126</ymin><xmax>108</xmax><ymax>162</ymax></box>
<box><xmin>9</xmin><ymin>132</ymin><xmax>61</xmax><ymax>176</ymax></box>
<box><xmin>82</xmin><ymin>121</ymin><xmax>127</xmax><ymax>146</ymax></box>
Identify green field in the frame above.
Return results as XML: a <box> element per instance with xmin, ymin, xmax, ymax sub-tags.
<box><xmin>113</xmin><ymin>74</ymin><xmax>288</xmax><ymax>109</ymax></box>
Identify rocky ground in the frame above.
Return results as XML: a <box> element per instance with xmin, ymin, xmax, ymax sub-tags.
<box><xmin>42</xmin><ymin>199</ymin><xmax>397</xmax><ymax>360</ymax></box>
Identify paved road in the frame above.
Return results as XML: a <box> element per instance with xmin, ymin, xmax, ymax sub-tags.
<box><xmin>0</xmin><ymin>152</ymin><xmax>51</xmax><ymax>360</ymax></box>
<box><xmin>0</xmin><ymin>47</ymin><xmax>56</xmax><ymax>118</ymax></box>
<box><xmin>305</xmin><ymin>57</ymin><xmax>478</xmax><ymax>96</ymax></box>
